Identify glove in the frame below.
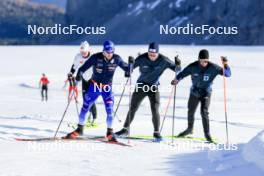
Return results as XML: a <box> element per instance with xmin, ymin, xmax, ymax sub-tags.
<box><xmin>171</xmin><ymin>79</ymin><xmax>179</xmax><ymax>85</ymax></box>
<box><xmin>221</xmin><ymin>56</ymin><xmax>228</xmax><ymax>63</ymax></box>
<box><xmin>221</xmin><ymin>56</ymin><xmax>228</xmax><ymax>68</ymax></box>
<box><xmin>175</xmin><ymin>56</ymin><xmax>181</xmax><ymax>66</ymax></box>
<box><xmin>67</xmin><ymin>73</ymin><xmax>73</xmax><ymax>78</ymax></box>
<box><xmin>125</xmin><ymin>56</ymin><xmax>135</xmax><ymax>77</ymax></box>
<box><xmin>128</xmin><ymin>56</ymin><xmax>135</xmax><ymax>64</ymax></box>
<box><xmin>75</xmin><ymin>74</ymin><xmax>82</xmax><ymax>81</ymax></box>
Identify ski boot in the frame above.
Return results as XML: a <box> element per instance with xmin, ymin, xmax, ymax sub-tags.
<box><xmin>177</xmin><ymin>128</ymin><xmax>193</xmax><ymax>137</ymax></box>
<box><xmin>205</xmin><ymin>133</ymin><xmax>213</xmax><ymax>143</ymax></box>
<box><xmin>115</xmin><ymin>128</ymin><xmax>129</xmax><ymax>137</ymax></box>
<box><xmin>90</xmin><ymin>118</ymin><xmax>96</xmax><ymax>126</ymax></box>
<box><xmin>65</xmin><ymin>124</ymin><xmax>84</xmax><ymax>139</ymax></box>
<box><xmin>153</xmin><ymin>131</ymin><xmax>163</xmax><ymax>142</ymax></box>
<box><xmin>106</xmin><ymin>128</ymin><xmax>118</xmax><ymax>142</ymax></box>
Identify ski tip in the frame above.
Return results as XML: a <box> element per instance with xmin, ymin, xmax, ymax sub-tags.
<box><xmin>14</xmin><ymin>138</ymin><xmax>24</xmax><ymax>141</ymax></box>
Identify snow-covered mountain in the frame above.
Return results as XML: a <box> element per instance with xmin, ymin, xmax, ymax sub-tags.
<box><xmin>0</xmin><ymin>0</ymin><xmax>65</xmax><ymax>44</ymax></box>
<box><xmin>0</xmin><ymin>0</ymin><xmax>263</xmax><ymax>45</ymax></box>
<box><xmin>29</xmin><ymin>0</ymin><xmax>66</xmax><ymax>8</ymax></box>
<box><xmin>66</xmin><ymin>0</ymin><xmax>264</xmax><ymax>45</ymax></box>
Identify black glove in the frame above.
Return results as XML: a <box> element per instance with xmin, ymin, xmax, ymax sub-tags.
<box><xmin>175</xmin><ymin>56</ymin><xmax>181</xmax><ymax>66</ymax></box>
<box><xmin>125</xmin><ymin>56</ymin><xmax>135</xmax><ymax>77</ymax></box>
<box><xmin>125</xmin><ymin>72</ymin><xmax>130</xmax><ymax>78</ymax></box>
<box><xmin>221</xmin><ymin>56</ymin><xmax>228</xmax><ymax>62</ymax></box>
<box><xmin>70</xmin><ymin>65</ymin><xmax>75</xmax><ymax>74</ymax></box>
<box><xmin>221</xmin><ymin>56</ymin><xmax>228</xmax><ymax>68</ymax></box>
<box><xmin>128</xmin><ymin>56</ymin><xmax>135</xmax><ymax>64</ymax></box>
<box><xmin>67</xmin><ymin>73</ymin><xmax>73</xmax><ymax>79</ymax></box>
<box><xmin>75</xmin><ymin>74</ymin><xmax>82</xmax><ymax>81</ymax></box>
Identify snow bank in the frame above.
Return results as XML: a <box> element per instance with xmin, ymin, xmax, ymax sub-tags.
<box><xmin>243</xmin><ymin>130</ymin><xmax>264</xmax><ymax>171</ymax></box>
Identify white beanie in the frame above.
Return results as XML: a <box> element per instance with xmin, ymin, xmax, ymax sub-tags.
<box><xmin>80</xmin><ymin>41</ymin><xmax>90</xmax><ymax>53</ymax></box>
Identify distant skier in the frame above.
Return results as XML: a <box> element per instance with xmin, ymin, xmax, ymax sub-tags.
<box><xmin>63</xmin><ymin>73</ymin><xmax>78</xmax><ymax>102</ymax></box>
<box><xmin>65</xmin><ymin>41</ymin><xmax>132</xmax><ymax>141</ymax></box>
<box><xmin>39</xmin><ymin>73</ymin><xmax>49</xmax><ymax>101</ymax></box>
<box><xmin>115</xmin><ymin>42</ymin><xmax>181</xmax><ymax>141</ymax></box>
<box><xmin>171</xmin><ymin>49</ymin><xmax>231</xmax><ymax>142</ymax></box>
<box><xmin>69</xmin><ymin>41</ymin><xmax>97</xmax><ymax>124</ymax></box>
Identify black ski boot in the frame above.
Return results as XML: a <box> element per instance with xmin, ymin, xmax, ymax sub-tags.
<box><xmin>202</xmin><ymin>115</ymin><xmax>213</xmax><ymax>143</ymax></box>
<box><xmin>205</xmin><ymin>133</ymin><xmax>213</xmax><ymax>143</ymax></box>
<box><xmin>91</xmin><ymin>119</ymin><xmax>96</xmax><ymax>126</ymax></box>
<box><xmin>106</xmin><ymin>128</ymin><xmax>117</xmax><ymax>142</ymax></box>
<box><xmin>65</xmin><ymin>124</ymin><xmax>84</xmax><ymax>139</ymax></box>
<box><xmin>177</xmin><ymin>128</ymin><xmax>193</xmax><ymax>137</ymax></box>
<box><xmin>153</xmin><ymin>131</ymin><xmax>163</xmax><ymax>142</ymax></box>
<box><xmin>115</xmin><ymin>128</ymin><xmax>129</xmax><ymax>137</ymax></box>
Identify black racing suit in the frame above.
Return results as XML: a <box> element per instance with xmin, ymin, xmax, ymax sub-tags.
<box><xmin>123</xmin><ymin>53</ymin><xmax>181</xmax><ymax>132</ymax></box>
<box><xmin>124</xmin><ymin>84</ymin><xmax>161</xmax><ymax>131</ymax></box>
<box><xmin>176</xmin><ymin>61</ymin><xmax>231</xmax><ymax>136</ymax></box>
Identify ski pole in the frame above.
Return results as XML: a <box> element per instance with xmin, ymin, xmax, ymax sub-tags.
<box><xmin>222</xmin><ymin>57</ymin><xmax>229</xmax><ymax>145</ymax></box>
<box><xmin>171</xmin><ymin>55</ymin><xmax>179</xmax><ymax>144</ymax></box>
<box><xmin>113</xmin><ymin>78</ymin><xmax>129</xmax><ymax>122</ymax></box>
<box><xmin>87</xmin><ymin>112</ymin><xmax>92</xmax><ymax>123</ymax></box>
<box><xmin>159</xmin><ymin>86</ymin><xmax>174</xmax><ymax>133</ymax></box>
<box><xmin>54</xmin><ymin>91</ymin><xmax>75</xmax><ymax>138</ymax></box>
<box><xmin>74</xmin><ymin>95</ymin><xmax>80</xmax><ymax>117</ymax></box>
<box><xmin>171</xmin><ymin>85</ymin><xmax>177</xmax><ymax>144</ymax></box>
<box><xmin>127</xmin><ymin>56</ymin><xmax>134</xmax><ymax>144</ymax></box>
<box><xmin>127</xmin><ymin>76</ymin><xmax>132</xmax><ymax>144</ymax></box>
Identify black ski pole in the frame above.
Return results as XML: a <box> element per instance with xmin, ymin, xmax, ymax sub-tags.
<box><xmin>171</xmin><ymin>55</ymin><xmax>179</xmax><ymax>144</ymax></box>
<box><xmin>113</xmin><ymin>78</ymin><xmax>129</xmax><ymax>122</ymax></box>
<box><xmin>127</xmin><ymin>56</ymin><xmax>134</xmax><ymax>143</ymax></box>
<box><xmin>87</xmin><ymin>112</ymin><xmax>92</xmax><ymax>123</ymax></box>
<box><xmin>54</xmin><ymin>91</ymin><xmax>75</xmax><ymax>138</ymax></box>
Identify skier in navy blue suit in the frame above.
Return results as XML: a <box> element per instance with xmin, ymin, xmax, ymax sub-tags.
<box><xmin>65</xmin><ymin>41</ymin><xmax>131</xmax><ymax>141</ymax></box>
<box><xmin>171</xmin><ymin>49</ymin><xmax>231</xmax><ymax>142</ymax></box>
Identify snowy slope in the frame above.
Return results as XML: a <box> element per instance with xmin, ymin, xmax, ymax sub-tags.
<box><xmin>0</xmin><ymin>45</ymin><xmax>263</xmax><ymax>176</ymax></box>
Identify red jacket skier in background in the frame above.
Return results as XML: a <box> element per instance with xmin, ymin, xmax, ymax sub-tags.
<box><xmin>39</xmin><ymin>73</ymin><xmax>50</xmax><ymax>101</ymax></box>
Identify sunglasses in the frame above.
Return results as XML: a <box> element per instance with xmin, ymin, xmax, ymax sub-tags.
<box><xmin>200</xmin><ymin>60</ymin><xmax>209</xmax><ymax>64</ymax></box>
<box><xmin>104</xmin><ymin>51</ymin><xmax>114</xmax><ymax>54</ymax></box>
<box><xmin>148</xmin><ymin>52</ymin><xmax>158</xmax><ymax>56</ymax></box>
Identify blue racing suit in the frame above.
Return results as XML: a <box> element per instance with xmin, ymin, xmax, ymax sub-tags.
<box><xmin>76</xmin><ymin>52</ymin><xmax>130</xmax><ymax>128</ymax></box>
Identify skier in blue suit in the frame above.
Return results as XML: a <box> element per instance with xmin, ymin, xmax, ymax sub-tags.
<box><xmin>66</xmin><ymin>41</ymin><xmax>131</xmax><ymax>141</ymax></box>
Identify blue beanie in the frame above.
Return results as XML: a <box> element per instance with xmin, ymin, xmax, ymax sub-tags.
<box><xmin>148</xmin><ymin>42</ymin><xmax>159</xmax><ymax>53</ymax></box>
<box><xmin>103</xmin><ymin>40</ymin><xmax>115</xmax><ymax>53</ymax></box>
